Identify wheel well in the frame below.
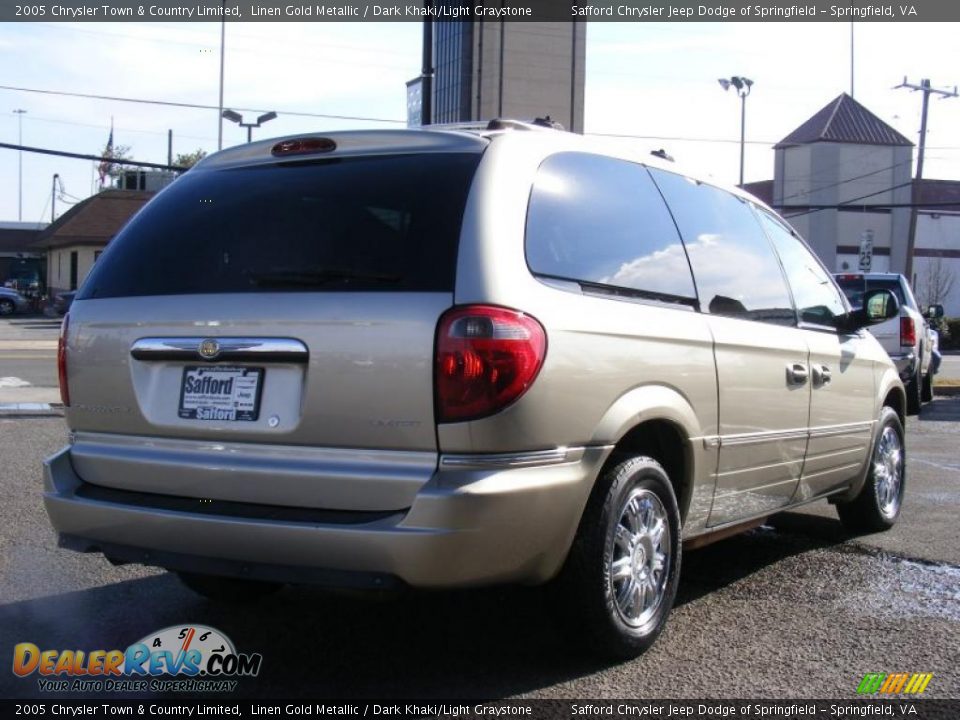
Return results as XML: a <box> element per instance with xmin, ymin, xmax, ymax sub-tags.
<box><xmin>603</xmin><ymin>420</ymin><xmax>691</xmax><ymax>522</ymax></box>
<box><xmin>884</xmin><ymin>387</ymin><xmax>905</xmax><ymax>424</ymax></box>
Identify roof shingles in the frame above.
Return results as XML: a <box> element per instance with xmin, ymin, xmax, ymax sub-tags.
<box><xmin>34</xmin><ymin>190</ymin><xmax>153</xmax><ymax>249</ymax></box>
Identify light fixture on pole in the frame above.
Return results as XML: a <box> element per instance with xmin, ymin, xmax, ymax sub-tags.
<box><xmin>221</xmin><ymin>110</ymin><xmax>277</xmax><ymax>143</ymax></box>
<box><xmin>14</xmin><ymin>109</ymin><xmax>27</xmax><ymax>221</ymax></box>
<box><xmin>718</xmin><ymin>76</ymin><xmax>753</xmax><ymax>187</ymax></box>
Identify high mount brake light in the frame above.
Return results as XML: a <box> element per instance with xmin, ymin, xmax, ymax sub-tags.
<box><xmin>58</xmin><ymin>313</ymin><xmax>70</xmax><ymax>407</ymax></box>
<box><xmin>271</xmin><ymin>138</ymin><xmax>337</xmax><ymax>157</ymax></box>
<box><xmin>435</xmin><ymin>305</ymin><xmax>547</xmax><ymax>423</ymax></box>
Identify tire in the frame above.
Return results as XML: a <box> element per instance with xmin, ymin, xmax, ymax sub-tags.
<box><xmin>555</xmin><ymin>456</ymin><xmax>681</xmax><ymax>660</ymax></box>
<box><xmin>906</xmin><ymin>367</ymin><xmax>922</xmax><ymax>415</ymax></box>
<box><xmin>921</xmin><ymin>370</ymin><xmax>933</xmax><ymax>403</ymax></box>
<box><xmin>836</xmin><ymin>407</ymin><xmax>905</xmax><ymax>534</ymax></box>
<box><xmin>176</xmin><ymin>572</ymin><xmax>283</xmax><ymax>602</ymax></box>
<box><xmin>0</xmin><ymin>299</ymin><xmax>14</xmax><ymax>316</ymax></box>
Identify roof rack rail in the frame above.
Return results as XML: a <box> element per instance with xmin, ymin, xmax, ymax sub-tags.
<box><xmin>650</xmin><ymin>149</ymin><xmax>675</xmax><ymax>162</ymax></box>
<box><xmin>487</xmin><ymin>116</ymin><xmax>566</xmax><ymax>132</ymax></box>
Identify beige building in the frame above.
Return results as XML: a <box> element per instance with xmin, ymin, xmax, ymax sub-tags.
<box><xmin>34</xmin><ymin>190</ymin><xmax>153</xmax><ymax>297</ymax></box>
<box><xmin>430</xmin><ymin>21</ymin><xmax>585</xmax><ymax>132</ymax></box>
<box><xmin>746</xmin><ymin>94</ymin><xmax>960</xmax><ymax>315</ymax></box>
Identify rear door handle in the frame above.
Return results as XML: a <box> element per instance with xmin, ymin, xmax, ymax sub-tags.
<box><xmin>786</xmin><ymin>363</ymin><xmax>808</xmax><ymax>385</ymax></box>
<box><xmin>817</xmin><ymin>365</ymin><xmax>832</xmax><ymax>386</ymax></box>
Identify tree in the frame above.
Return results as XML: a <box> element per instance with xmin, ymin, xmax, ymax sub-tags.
<box><xmin>174</xmin><ymin>149</ymin><xmax>208</xmax><ymax>169</ymax></box>
<box><xmin>919</xmin><ymin>256</ymin><xmax>956</xmax><ymax>308</ymax></box>
<box><xmin>98</xmin><ymin>142</ymin><xmax>133</xmax><ymax>188</ymax></box>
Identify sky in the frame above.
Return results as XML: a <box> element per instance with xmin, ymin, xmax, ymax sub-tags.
<box><xmin>1</xmin><ymin>20</ymin><xmax>959</xmax><ymax>225</ymax></box>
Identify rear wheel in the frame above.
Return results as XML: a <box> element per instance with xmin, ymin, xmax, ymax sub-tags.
<box><xmin>176</xmin><ymin>572</ymin><xmax>283</xmax><ymax>602</ymax></box>
<box><xmin>921</xmin><ymin>369</ymin><xmax>934</xmax><ymax>403</ymax></box>
<box><xmin>906</xmin><ymin>367</ymin><xmax>922</xmax><ymax>415</ymax></box>
<box><xmin>556</xmin><ymin>456</ymin><xmax>681</xmax><ymax>660</ymax></box>
<box><xmin>836</xmin><ymin>407</ymin><xmax>905</xmax><ymax>533</ymax></box>
<box><xmin>0</xmin><ymin>299</ymin><xmax>14</xmax><ymax>316</ymax></box>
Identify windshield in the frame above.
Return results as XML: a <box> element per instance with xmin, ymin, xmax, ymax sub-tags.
<box><xmin>80</xmin><ymin>153</ymin><xmax>481</xmax><ymax>299</ymax></box>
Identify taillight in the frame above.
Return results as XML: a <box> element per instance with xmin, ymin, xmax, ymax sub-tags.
<box><xmin>57</xmin><ymin>313</ymin><xmax>69</xmax><ymax>407</ymax></box>
<box><xmin>435</xmin><ymin>305</ymin><xmax>546</xmax><ymax>423</ymax></box>
<box><xmin>900</xmin><ymin>316</ymin><xmax>916</xmax><ymax>347</ymax></box>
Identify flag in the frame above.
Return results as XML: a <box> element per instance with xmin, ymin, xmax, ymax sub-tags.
<box><xmin>98</xmin><ymin>122</ymin><xmax>114</xmax><ymax>187</ymax></box>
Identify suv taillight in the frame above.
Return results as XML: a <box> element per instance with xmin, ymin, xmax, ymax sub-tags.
<box><xmin>58</xmin><ymin>313</ymin><xmax>69</xmax><ymax>406</ymax></box>
<box><xmin>435</xmin><ymin>305</ymin><xmax>546</xmax><ymax>423</ymax></box>
<box><xmin>900</xmin><ymin>316</ymin><xmax>916</xmax><ymax>348</ymax></box>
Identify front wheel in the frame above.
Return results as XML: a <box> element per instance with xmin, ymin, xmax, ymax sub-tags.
<box><xmin>0</xmin><ymin>298</ymin><xmax>14</xmax><ymax>316</ymax></box>
<box><xmin>836</xmin><ymin>407</ymin><xmax>905</xmax><ymax>533</ymax></box>
<box><xmin>556</xmin><ymin>456</ymin><xmax>681</xmax><ymax>660</ymax></box>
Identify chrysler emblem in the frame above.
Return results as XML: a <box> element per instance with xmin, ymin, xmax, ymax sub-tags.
<box><xmin>198</xmin><ymin>338</ymin><xmax>221</xmax><ymax>361</ymax></box>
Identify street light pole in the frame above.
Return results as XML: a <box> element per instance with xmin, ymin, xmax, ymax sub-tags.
<box><xmin>718</xmin><ymin>76</ymin><xmax>753</xmax><ymax>187</ymax></box>
<box><xmin>221</xmin><ymin>110</ymin><xmax>278</xmax><ymax>144</ymax></box>
<box><xmin>14</xmin><ymin>109</ymin><xmax>27</xmax><ymax>221</ymax></box>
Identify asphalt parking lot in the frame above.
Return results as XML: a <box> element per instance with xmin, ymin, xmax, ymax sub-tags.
<box><xmin>1</xmin><ymin>317</ymin><xmax>958</xmax><ymax>700</ymax></box>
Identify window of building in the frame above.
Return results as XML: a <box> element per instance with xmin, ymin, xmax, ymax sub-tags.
<box><xmin>525</xmin><ymin>153</ymin><xmax>697</xmax><ymax>305</ymax></box>
<box><xmin>649</xmin><ymin>169</ymin><xmax>794</xmax><ymax>325</ymax></box>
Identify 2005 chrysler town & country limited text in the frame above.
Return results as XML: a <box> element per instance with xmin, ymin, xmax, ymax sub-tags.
<box><xmin>44</xmin><ymin>121</ymin><xmax>906</xmax><ymax>658</ymax></box>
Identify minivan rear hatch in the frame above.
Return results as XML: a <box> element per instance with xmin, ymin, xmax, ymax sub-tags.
<box><xmin>65</xmin><ymin>141</ymin><xmax>483</xmax><ymax>510</ymax></box>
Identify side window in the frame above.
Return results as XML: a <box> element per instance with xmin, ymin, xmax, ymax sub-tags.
<box><xmin>525</xmin><ymin>152</ymin><xmax>697</xmax><ymax>303</ymax></box>
<box><xmin>757</xmin><ymin>211</ymin><xmax>846</xmax><ymax>328</ymax></box>
<box><xmin>648</xmin><ymin>168</ymin><xmax>794</xmax><ymax>325</ymax></box>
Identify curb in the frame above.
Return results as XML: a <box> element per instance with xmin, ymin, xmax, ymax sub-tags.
<box><xmin>0</xmin><ymin>402</ymin><xmax>64</xmax><ymax>417</ymax></box>
<box><xmin>933</xmin><ymin>386</ymin><xmax>960</xmax><ymax>397</ymax></box>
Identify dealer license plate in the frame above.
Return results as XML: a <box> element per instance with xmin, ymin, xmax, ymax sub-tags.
<box><xmin>178</xmin><ymin>366</ymin><xmax>264</xmax><ymax>422</ymax></box>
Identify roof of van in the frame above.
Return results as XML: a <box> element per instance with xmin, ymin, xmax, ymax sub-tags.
<box><xmin>193</xmin><ymin>121</ymin><xmax>765</xmax><ymax>209</ymax></box>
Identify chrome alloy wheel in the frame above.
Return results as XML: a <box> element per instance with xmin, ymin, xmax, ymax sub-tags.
<box><xmin>873</xmin><ymin>425</ymin><xmax>904</xmax><ymax>519</ymax></box>
<box><xmin>608</xmin><ymin>488</ymin><xmax>671</xmax><ymax>628</ymax></box>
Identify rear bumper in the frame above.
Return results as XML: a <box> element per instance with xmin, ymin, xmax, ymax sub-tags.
<box><xmin>43</xmin><ymin>444</ymin><xmax>609</xmax><ymax>588</ymax></box>
<box><xmin>888</xmin><ymin>351</ymin><xmax>917</xmax><ymax>382</ymax></box>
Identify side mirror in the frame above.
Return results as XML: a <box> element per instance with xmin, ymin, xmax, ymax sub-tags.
<box><xmin>925</xmin><ymin>304</ymin><xmax>944</xmax><ymax>320</ymax></box>
<box><xmin>840</xmin><ymin>288</ymin><xmax>899</xmax><ymax>333</ymax></box>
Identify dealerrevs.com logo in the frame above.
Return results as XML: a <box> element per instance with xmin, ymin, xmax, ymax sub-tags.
<box><xmin>13</xmin><ymin>625</ymin><xmax>262</xmax><ymax>693</ymax></box>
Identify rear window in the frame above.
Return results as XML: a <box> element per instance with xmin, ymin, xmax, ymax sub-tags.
<box><xmin>79</xmin><ymin>153</ymin><xmax>481</xmax><ymax>299</ymax></box>
<box><xmin>835</xmin><ymin>276</ymin><xmax>906</xmax><ymax>309</ymax></box>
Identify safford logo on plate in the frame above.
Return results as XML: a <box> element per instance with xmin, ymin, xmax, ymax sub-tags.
<box><xmin>12</xmin><ymin>624</ymin><xmax>262</xmax><ymax>693</ymax></box>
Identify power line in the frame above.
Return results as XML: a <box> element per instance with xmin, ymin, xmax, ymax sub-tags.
<box><xmin>779</xmin><ymin>181</ymin><xmax>915</xmax><ymax>219</ymax></box>
<box><xmin>0</xmin><ymin>84</ymin><xmax>406</xmax><ymax>125</ymax></box>
<box><xmin>778</xmin><ymin>159</ymin><xmax>914</xmax><ymax>204</ymax></box>
<box><xmin>0</xmin><ymin>142</ymin><xmax>186</xmax><ymax>171</ymax></box>
<box><xmin>586</xmin><ymin>130</ymin><xmax>776</xmax><ymax>146</ymax></box>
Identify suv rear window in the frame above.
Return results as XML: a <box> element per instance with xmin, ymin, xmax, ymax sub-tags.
<box><xmin>836</xmin><ymin>276</ymin><xmax>906</xmax><ymax>309</ymax></box>
<box><xmin>79</xmin><ymin>153</ymin><xmax>481</xmax><ymax>299</ymax></box>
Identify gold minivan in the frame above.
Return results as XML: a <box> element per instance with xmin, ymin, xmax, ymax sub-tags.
<box><xmin>44</xmin><ymin>121</ymin><xmax>905</xmax><ymax>658</ymax></box>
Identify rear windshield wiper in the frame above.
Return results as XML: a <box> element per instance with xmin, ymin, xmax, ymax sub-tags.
<box><xmin>248</xmin><ymin>268</ymin><xmax>403</xmax><ymax>287</ymax></box>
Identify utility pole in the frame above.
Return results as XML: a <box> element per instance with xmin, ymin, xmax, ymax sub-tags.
<box><xmin>168</xmin><ymin>129</ymin><xmax>173</xmax><ymax>167</ymax></box>
<box><xmin>849</xmin><ymin>22</ymin><xmax>854</xmax><ymax>97</ymax></box>
<box><xmin>896</xmin><ymin>77</ymin><xmax>958</xmax><ymax>282</ymax></box>
<box><xmin>52</xmin><ymin>174</ymin><xmax>59</xmax><ymax>223</ymax></box>
<box><xmin>217</xmin><ymin>5</ymin><xmax>226</xmax><ymax>150</ymax></box>
<box><xmin>14</xmin><ymin>109</ymin><xmax>27</xmax><ymax>221</ymax></box>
